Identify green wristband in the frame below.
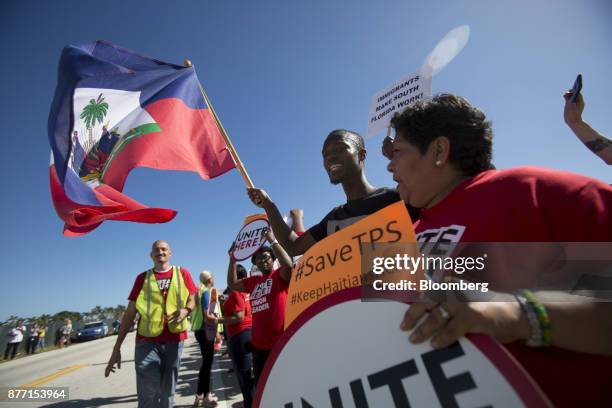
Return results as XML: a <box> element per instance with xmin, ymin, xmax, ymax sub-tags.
<box><xmin>516</xmin><ymin>289</ymin><xmax>551</xmax><ymax>347</ymax></box>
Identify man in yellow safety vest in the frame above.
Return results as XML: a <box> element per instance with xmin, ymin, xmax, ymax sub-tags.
<box><xmin>105</xmin><ymin>240</ymin><xmax>197</xmax><ymax>408</ymax></box>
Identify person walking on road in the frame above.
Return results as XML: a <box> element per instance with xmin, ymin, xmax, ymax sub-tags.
<box><xmin>4</xmin><ymin>320</ymin><xmax>26</xmax><ymax>360</ymax></box>
<box><xmin>190</xmin><ymin>271</ymin><xmax>221</xmax><ymax>407</ymax></box>
<box><xmin>105</xmin><ymin>240</ymin><xmax>197</xmax><ymax>408</ymax></box>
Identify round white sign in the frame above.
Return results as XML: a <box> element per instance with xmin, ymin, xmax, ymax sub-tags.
<box><xmin>255</xmin><ymin>288</ymin><xmax>549</xmax><ymax>408</ymax></box>
<box><xmin>233</xmin><ymin>218</ymin><xmax>270</xmax><ymax>261</ymax></box>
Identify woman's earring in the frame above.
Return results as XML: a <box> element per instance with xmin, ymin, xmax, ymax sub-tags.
<box><xmin>435</xmin><ymin>160</ymin><xmax>442</xmax><ymax>167</ymax></box>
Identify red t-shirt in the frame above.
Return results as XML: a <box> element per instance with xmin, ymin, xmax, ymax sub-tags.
<box><xmin>241</xmin><ymin>268</ymin><xmax>289</xmax><ymax>350</ymax></box>
<box><xmin>222</xmin><ymin>291</ymin><xmax>252</xmax><ymax>338</ymax></box>
<box><xmin>413</xmin><ymin>167</ymin><xmax>612</xmax><ymax>407</ymax></box>
<box><xmin>128</xmin><ymin>266</ymin><xmax>197</xmax><ymax>343</ymax></box>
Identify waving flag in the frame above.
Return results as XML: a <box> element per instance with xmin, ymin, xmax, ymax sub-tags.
<box><xmin>48</xmin><ymin>41</ymin><xmax>236</xmax><ymax>236</ymax></box>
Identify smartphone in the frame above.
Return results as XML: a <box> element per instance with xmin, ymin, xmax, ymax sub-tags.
<box><xmin>569</xmin><ymin>74</ymin><xmax>582</xmax><ymax>103</ymax></box>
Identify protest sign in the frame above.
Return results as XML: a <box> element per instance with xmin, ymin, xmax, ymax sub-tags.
<box><xmin>367</xmin><ymin>71</ymin><xmax>432</xmax><ymax>136</ymax></box>
<box><xmin>257</xmin><ymin>287</ymin><xmax>550</xmax><ymax>408</ymax></box>
<box><xmin>285</xmin><ymin>201</ymin><xmax>419</xmax><ymax>328</ymax></box>
<box><xmin>233</xmin><ymin>214</ymin><xmax>270</xmax><ymax>261</ymax></box>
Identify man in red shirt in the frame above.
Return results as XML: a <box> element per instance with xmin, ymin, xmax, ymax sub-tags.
<box><xmin>227</xmin><ymin>230</ymin><xmax>292</xmax><ymax>387</ymax></box>
<box><xmin>105</xmin><ymin>240</ymin><xmax>196</xmax><ymax>408</ymax></box>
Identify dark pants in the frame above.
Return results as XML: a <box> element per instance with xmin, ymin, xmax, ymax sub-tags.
<box><xmin>26</xmin><ymin>337</ymin><xmax>38</xmax><ymax>354</ymax></box>
<box><xmin>252</xmin><ymin>347</ymin><xmax>271</xmax><ymax>388</ymax></box>
<box><xmin>4</xmin><ymin>342</ymin><xmax>20</xmax><ymax>360</ymax></box>
<box><xmin>229</xmin><ymin>329</ymin><xmax>254</xmax><ymax>408</ymax></box>
<box><xmin>195</xmin><ymin>330</ymin><xmax>215</xmax><ymax>396</ymax></box>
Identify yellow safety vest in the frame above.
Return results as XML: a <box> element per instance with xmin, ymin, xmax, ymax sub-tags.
<box><xmin>191</xmin><ymin>286</ymin><xmax>209</xmax><ymax>332</ymax></box>
<box><xmin>135</xmin><ymin>266</ymin><xmax>189</xmax><ymax>337</ymax></box>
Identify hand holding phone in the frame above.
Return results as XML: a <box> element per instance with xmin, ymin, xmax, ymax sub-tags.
<box><xmin>564</xmin><ymin>74</ymin><xmax>584</xmax><ymax>126</ymax></box>
<box><xmin>569</xmin><ymin>74</ymin><xmax>582</xmax><ymax>103</ymax></box>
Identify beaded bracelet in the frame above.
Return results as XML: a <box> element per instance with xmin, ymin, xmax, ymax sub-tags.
<box><xmin>514</xmin><ymin>289</ymin><xmax>551</xmax><ymax>347</ymax></box>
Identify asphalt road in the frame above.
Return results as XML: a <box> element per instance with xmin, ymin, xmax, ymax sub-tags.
<box><xmin>0</xmin><ymin>333</ymin><xmax>242</xmax><ymax>407</ymax></box>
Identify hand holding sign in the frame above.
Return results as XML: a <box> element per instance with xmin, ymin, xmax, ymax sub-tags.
<box><xmin>401</xmin><ymin>290</ymin><xmax>528</xmax><ymax>349</ymax></box>
<box><xmin>233</xmin><ymin>214</ymin><xmax>270</xmax><ymax>261</ymax></box>
<box><xmin>264</xmin><ymin>227</ymin><xmax>276</xmax><ymax>243</ymax></box>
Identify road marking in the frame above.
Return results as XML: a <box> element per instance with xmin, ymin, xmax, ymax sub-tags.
<box><xmin>18</xmin><ymin>364</ymin><xmax>89</xmax><ymax>388</ymax></box>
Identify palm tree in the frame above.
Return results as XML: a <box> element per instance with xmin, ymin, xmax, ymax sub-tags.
<box><xmin>113</xmin><ymin>305</ymin><xmax>127</xmax><ymax>320</ymax></box>
<box><xmin>37</xmin><ymin>314</ymin><xmax>52</xmax><ymax>326</ymax></box>
<box><xmin>102</xmin><ymin>307</ymin><xmax>115</xmax><ymax>321</ymax></box>
<box><xmin>80</xmin><ymin>93</ymin><xmax>109</xmax><ymax>148</ymax></box>
<box><xmin>90</xmin><ymin>306</ymin><xmax>104</xmax><ymax>321</ymax></box>
<box><xmin>52</xmin><ymin>311</ymin><xmax>82</xmax><ymax>323</ymax></box>
<box><xmin>2</xmin><ymin>315</ymin><xmax>21</xmax><ymax>326</ymax></box>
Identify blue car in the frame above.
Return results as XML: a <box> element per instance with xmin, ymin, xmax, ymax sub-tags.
<box><xmin>75</xmin><ymin>321</ymin><xmax>109</xmax><ymax>341</ymax></box>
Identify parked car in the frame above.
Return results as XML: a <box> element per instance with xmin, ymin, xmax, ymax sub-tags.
<box><xmin>75</xmin><ymin>321</ymin><xmax>109</xmax><ymax>342</ymax></box>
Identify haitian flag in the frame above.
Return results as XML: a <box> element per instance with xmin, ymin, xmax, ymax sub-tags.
<box><xmin>48</xmin><ymin>41</ymin><xmax>236</xmax><ymax>236</ymax></box>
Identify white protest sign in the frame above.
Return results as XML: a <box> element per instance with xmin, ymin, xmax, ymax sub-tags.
<box><xmin>233</xmin><ymin>214</ymin><xmax>270</xmax><ymax>261</ymax></box>
<box><xmin>366</xmin><ymin>25</ymin><xmax>470</xmax><ymax>137</ymax></box>
<box><xmin>366</xmin><ymin>71</ymin><xmax>432</xmax><ymax>136</ymax></box>
<box><xmin>255</xmin><ymin>288</ymin><xmax>549</xmax><ymax>408</ymax></box>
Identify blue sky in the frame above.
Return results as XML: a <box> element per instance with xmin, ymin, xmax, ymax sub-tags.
<box><xmin>0</xmin><ymin>0</ymin><xmax>610</xmax><ymax>321</ymax></box>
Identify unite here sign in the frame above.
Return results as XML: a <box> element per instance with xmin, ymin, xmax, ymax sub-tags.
<box><xmin>367</xmin><ymin>71</ymin><xmax>432</xmax><ymax>136</ymax></box>
<box><xmin>233</xmin><ymin>214</ymin><xmax>270</xmax><ymax>261</ymax></box>
<box><xmin>257</xmin><ymin>292</ymin><xmax>549</xmax><ymax>408</ymax></box>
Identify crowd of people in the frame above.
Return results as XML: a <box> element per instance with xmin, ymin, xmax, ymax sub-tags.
<box><xmin>3</xmin><ymin>321</ymin><xmax>53</xmax><ymax>360</ymax></box>
<box><xmin>104</xmin><ymin>86</ymin><xmax>611</xmax><ymax>408</ymax></box>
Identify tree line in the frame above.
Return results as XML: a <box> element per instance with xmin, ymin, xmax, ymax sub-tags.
<box><xmin>1</xmin><ymin>305</ymin><xmax>127</xmax><ymax>326</ymax></box>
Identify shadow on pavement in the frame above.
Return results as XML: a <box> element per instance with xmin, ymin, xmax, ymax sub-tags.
<box><xmin>90</xmin><ymin>359</ymin><xmax>135</xmax><ymax>366</ymax></box>
<box><xmin>41</xmin><ymin>394</ymin><xmax>138</xmax><ymax>407</ymax></box>
<box><xmin>177</xmin><ymin>348</ymin><xmax>243</xmax><ymax>403</ymax></box>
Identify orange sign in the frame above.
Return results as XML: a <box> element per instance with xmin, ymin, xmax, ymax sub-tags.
<box><xmin>285</xmin><ymin>201</ymin><xmax>420</xmax><ymax>328</ymax></box>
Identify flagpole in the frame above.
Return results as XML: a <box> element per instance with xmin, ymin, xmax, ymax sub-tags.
<box><xmin>185</xmin><ymin>59</ymin><xmax>255</xmax><ymax>189</ymax></box>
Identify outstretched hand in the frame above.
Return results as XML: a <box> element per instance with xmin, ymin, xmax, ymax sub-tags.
<box><xmin>104</xmin><ymin>349</ymin><xmax>121</xmax><ymax>377</ymax></box>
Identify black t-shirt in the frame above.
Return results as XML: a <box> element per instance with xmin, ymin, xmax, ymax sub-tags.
<box><xmin>308</xmin><ymin>188</ymin><xmax>420</xmax><ymax>241</ymax></box>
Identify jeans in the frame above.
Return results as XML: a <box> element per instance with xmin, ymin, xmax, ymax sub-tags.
<box><xmin>135</xmin><ymin>340</ymin><xmax>184</xmax><ymax>408</ymax></box>
<box><xmin>228</xmin><ymin>329</ymin><xmax>254</xmax><ymax>408</ymax></box>
<box><xmin>194</xmin><ymin>330</ymin><xmax>215</xmax><ymax>396</ymax></box>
